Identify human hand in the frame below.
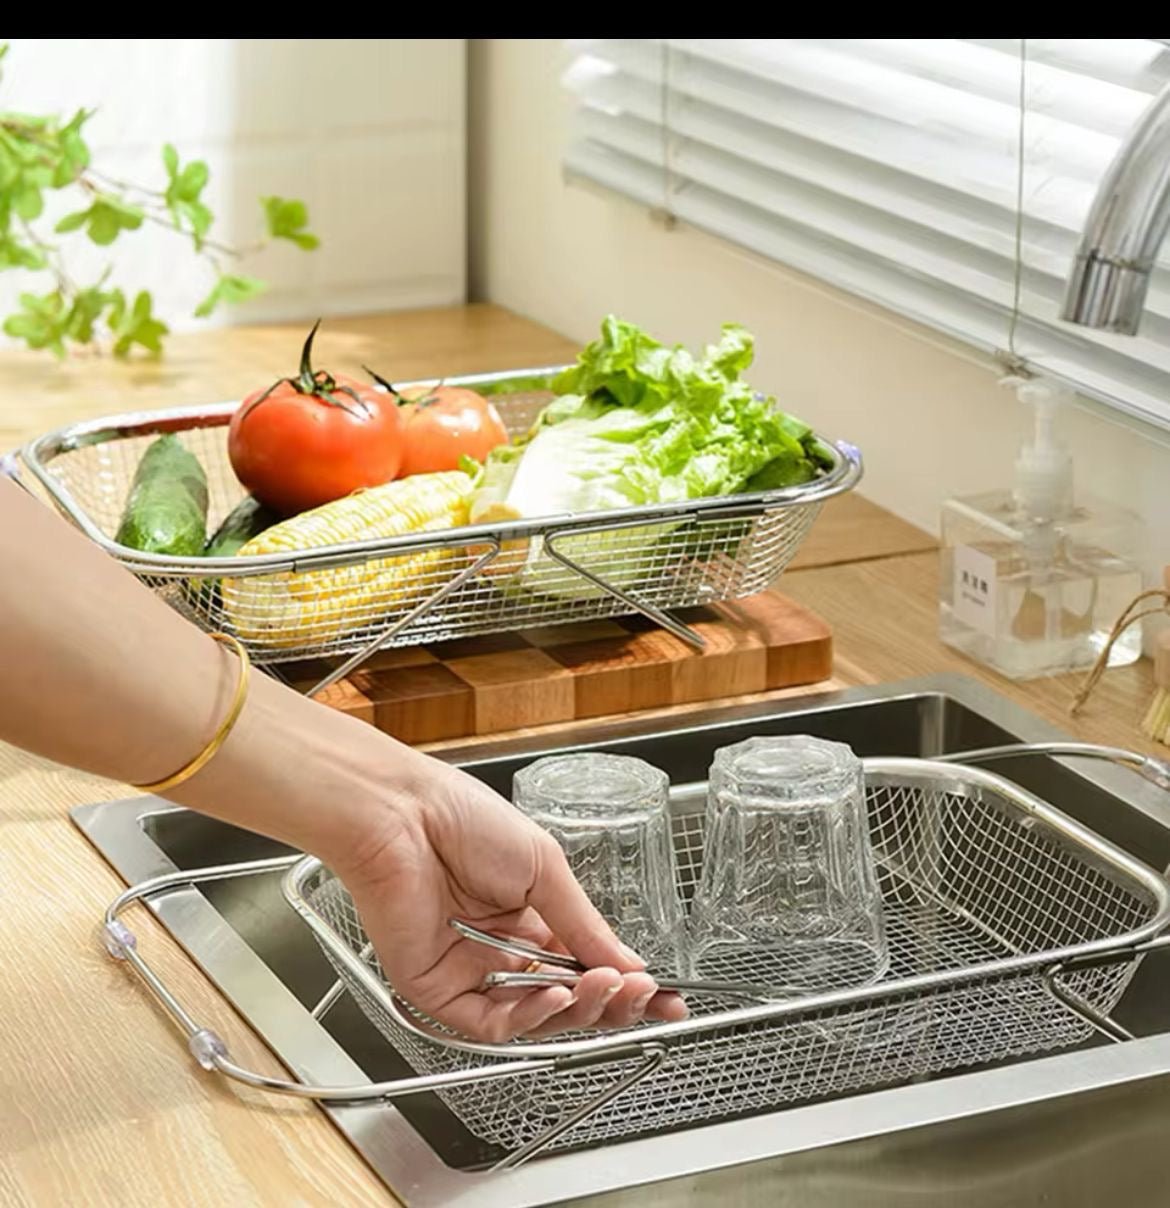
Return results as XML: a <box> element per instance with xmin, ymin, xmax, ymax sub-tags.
<box><xmin>334</xmin><ymin>757</ymin><xmax>689</xmax><ymax>1043</ymax></box>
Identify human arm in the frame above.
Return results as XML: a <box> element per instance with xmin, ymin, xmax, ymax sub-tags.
<box><xmin>0</xmin><ymin>476</ymin><xmax>686</xmax><ymax>1038</ymax></box>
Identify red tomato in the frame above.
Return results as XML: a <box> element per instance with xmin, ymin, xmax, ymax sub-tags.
<box><xmin>228</xmin><ymin>322</ymin><xmax>404</xmax><ymax>515</ymax></box>
<box><xmin>394</xmin><ymin>384</ymin><xmax>510</xmax><ymax>477</ymax></box>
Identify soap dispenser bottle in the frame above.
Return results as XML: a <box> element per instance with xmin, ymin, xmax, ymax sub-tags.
<box><xmin>939</xmin><ymin>375</ymin><xmax>1143</xmax><ymax>679</ymax></box>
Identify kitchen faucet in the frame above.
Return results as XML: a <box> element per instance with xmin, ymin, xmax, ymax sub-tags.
<box><xmin>1061</xmin><ymin>81</ymin><xmax>1170</xmax><ymax>335</ymax></box>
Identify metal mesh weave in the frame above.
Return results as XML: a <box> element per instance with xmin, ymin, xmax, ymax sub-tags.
<box><xmin>32</xmin><ymin>388</ymin><xmax>828</xmax><ymax>662</ymax></box>
<box><xmin>294</xmin><ymin>766</ymin><xmax>1161</xmax><ymax>1155</ymax></box>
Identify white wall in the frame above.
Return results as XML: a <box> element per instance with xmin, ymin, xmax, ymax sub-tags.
<box><xmin>0</xmin><ymin>38</ymin><xmax>466</xmax><ymax>333</ymax></box>
<box><xmin>469</xmin><ymin>38</ymin><xmax>1170</xmax><ymax>581</ymax></box>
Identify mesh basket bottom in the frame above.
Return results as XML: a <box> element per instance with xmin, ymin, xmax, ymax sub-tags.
<box><xmin>416</xmin><ymin>978</ymin><xmax>1103</xmax><ymax>1154</ymax></box>
<box><xmin>332</xmin><ymin>947</ymin><xmax>1118</xmax><ymax>1155</ymax></box>
<box><xmin>309</xmin><ymin>871</ymin><xmax>1134</xmax><ymax>1155</ymax></box>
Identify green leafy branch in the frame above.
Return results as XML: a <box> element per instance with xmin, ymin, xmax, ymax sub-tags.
<box><xmin>0</xmin><ymin>42</ymin><xmax>319</xmax><ymax>358</ymax></box>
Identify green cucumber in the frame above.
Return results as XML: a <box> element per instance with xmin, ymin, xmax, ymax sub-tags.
<box><xmin>115</xmin><ymin>434</ymin><xmax>209</xmax><ymax>556</ymax></box>
<box><xmin>185</xmin><ymin>494</ymin><xmax>279</xmax><ymax>613</ymax></box>
<box><xmin>204</xmin><ymin>495</ymin><xmax>280</xmax><ymax>558</ymax></box>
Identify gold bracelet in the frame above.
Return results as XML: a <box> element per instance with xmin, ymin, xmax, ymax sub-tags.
<box><xmin>134</xmin><ymin>633</ymin><xmax>251</xmax><ymax>793</ymax></box>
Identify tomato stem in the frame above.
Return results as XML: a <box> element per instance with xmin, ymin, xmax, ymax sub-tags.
<box><xmin>363</xmin><ymin>365</ymin><xmax>399</xmax><ymax>398</ymax></box>
<box><xmin>297</xmin><ymin>319</ymin><xmax>322</xmax><ymax>390</ymax></box>
<box><xmin>363</xmin><ymin>366</ymin><xmax>447</xmax><ymax>409</ymax></box>
<box><xmin>236</xmin><ymin>320</ymin><xmax>370</xmax><ymax>424</ymax></box>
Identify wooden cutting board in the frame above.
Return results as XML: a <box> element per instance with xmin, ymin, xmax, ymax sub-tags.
<box><xmin>278</xmin><ymin>590</ymin><xmax>832</xmax><ymax>744</ymax></box>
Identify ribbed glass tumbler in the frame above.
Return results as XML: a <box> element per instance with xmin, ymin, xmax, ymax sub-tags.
<box><xmin>690</xmin><ymin>735</ymin><xmax>888</xmax><ymax>992</ymax></box>
<box><xmin>512</xmin><ymin>752</ymin><xmax>688</xmax><ymax>975</ymax></box>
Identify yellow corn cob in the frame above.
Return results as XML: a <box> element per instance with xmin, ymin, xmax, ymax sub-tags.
<box><xmin>222</xmin><ymin>471</ymin><xmax>472</xmax><ymax>649</ymax></box>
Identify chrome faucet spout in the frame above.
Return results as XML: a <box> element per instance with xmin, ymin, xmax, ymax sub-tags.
<box><xmin>1061</xmin><ymin>82</ymin><xmax>1170</xmax><ymax>335</ymax></box>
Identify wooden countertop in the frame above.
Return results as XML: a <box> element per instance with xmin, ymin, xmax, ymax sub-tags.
<box><xmin>0</xmin><ymin>306</ymin><xmax>1157</xmax><ymax>1206</ymax></box>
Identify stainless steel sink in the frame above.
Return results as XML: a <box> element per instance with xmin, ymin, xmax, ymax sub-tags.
<box><xmin>74</xmin><ymin>674</ymin><xmax>1170</xmax><ymax>1206</ymax></box>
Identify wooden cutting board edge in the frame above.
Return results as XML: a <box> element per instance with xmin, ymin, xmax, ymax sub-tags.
<box><xmin>293</xmin><ymin>589</ymin><xmax>833</xmax><ymax>744</ymax></box>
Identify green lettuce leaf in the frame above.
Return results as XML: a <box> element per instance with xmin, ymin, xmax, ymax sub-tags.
<box><xmin>473</xmin><ymin>316</ymin><xmax>828</xmax><ymax>595</ymax></box>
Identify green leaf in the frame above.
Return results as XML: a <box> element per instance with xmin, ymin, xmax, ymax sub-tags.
<box><xmin>261</xmin><ymin>195</ymin><xmax>319</xmax><ymax>250</ymax></box>
<box><xmin>194</xmin><ymin>273</ymin><xmax>267</xmax><ymax>318</ymax></box>
<box><xmin>179</xmin><ymin>160</ymin><xmax>209</xmax><ymax>195</ymax></box>
<box><xmin>55</xmin><ymin>195</ymin><xmax>144</xmax><ymax>246</ymax></box>
<box><xmin>88</xmin><ymin>208</ymin><xmax>120</xmax><ymax>244</ymax></box>
<box><xmin>3</xmin><ymin>290</ymin><xmax>68</xmax><ymax>357</ymax></box>
<box><xmin>0</xmin><ymin>144</ymin><xmax>16</xmax><ymax>193</ymax></box>
<box><xmin>24</xmin><ymin>163</ymin><xmax>52</xmax><ymax>189</ymax></box>
<box><xmin>64</xmin><ymin>286</ymin><xmax>111</xmax><ymax>344</ymax></box>
<box><xmin>163</xmin><ymin>147</ymin><xmax>214</xmax><ymax>248</ymax></box>
<box><xmin>110</xmin><ymin>289</ymin><xmax>168</xmax><ymax>358</ymax></box>
<box><xmin>54</xmin><ymin>210</ymin><xmax>88</xmax><ymax>233</ymax></box>
<box><xmin>0</xmin><ymin>103</ymin><xmax>89</xmax><ymax>196</ymax></box>
<box><xmin>186</xmin><ymin>200</ymin><xmax>212</xmax><ymax>243</ymax></box>
<box><xmin>105</xmin><ymin>287</ymin><xmax>126</xmax><ymax>330</ymax></box>
<box><xmin>51</xmin><ymin>109</ymin><xmax>91</xmax><ymax>186</ymax></box>
<box><xmin>13</xmin><ymin>181</ymin><xmax>42</xmax><ymax>220</ymax></box>
<box><xmin>0</xmin><ymin>234</ymin><xmax>46</xmax><ymax>270</ymax></box>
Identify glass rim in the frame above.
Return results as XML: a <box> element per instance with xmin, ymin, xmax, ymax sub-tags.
<box><xmin>710</xmin><ymin>734</ymin><xmax>863</xmax><ymax>798</ymax></box>
<box><xmin>513</xmin><ymin>751</ymin><xmax>671</xmax><ymax>821</ymax></box>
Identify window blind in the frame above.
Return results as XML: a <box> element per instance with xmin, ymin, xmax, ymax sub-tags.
<box><xmin>562</xmin><ymin>39</ymin><xmax>1170</xmax><ymax>434</ymax></box>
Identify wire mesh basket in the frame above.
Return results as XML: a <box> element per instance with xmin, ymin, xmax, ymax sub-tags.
<box><xmin>20</xmin><ymin>365</ymin><xmax>862</xmax><ymax>670</ymax></box>
<box><xmin>283</xmin><ymin>757</ymin><xmax>1170</xmax><ymax>1159</ymax></box>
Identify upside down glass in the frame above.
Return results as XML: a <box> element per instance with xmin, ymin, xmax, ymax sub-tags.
<box><xmin>690</xmin><ymin>735</ymin><xmax>888</xmax><ymax>992</ymax></box>
<box><xmin>512</xmin><ymin>753</ymin><xmax>688</xmax><ymax>975</ymax></box>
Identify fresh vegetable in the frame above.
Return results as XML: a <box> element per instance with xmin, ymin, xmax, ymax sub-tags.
<box><xmin>461</xmin><ymin>444</ymin><xmax>530</xmax><ymax>577</ymax></box>
<box><xmin>363</xmin><ymin>369</ymin><xmax>510</xmax><ymax>477</ymax></box>
<box><xmin>184</xmin><ymin>495</ymin><xmax>280</xmax><ymax>610</ymax></box>
<box><xmin>221</xmin><ymin>470</ymin><xmax>473</xmax><ymax>648</ymax></box>
<box><xmin>204</xmin><ymin>496</ymin><xmax>281</xmax><ymax>558</ymax></box>
<box><xmin>114</xmin><ymin>434</ymin><xmax>209</xmax><ymax>556</ymax></box>
<box><xmin>472</xmin><ymin>317</ymin><xmax>826</xmax><ymax>521</ymax></box>
<box><xmin>228</xmin><ymin>321</ymin><xmax>404</xmax><ymax>516</ymax></box>
<box><xmin>396</xmin><ymin>384</ymin><xmax>509</xmax><ymax>476</ymax></box>
<box><xmin>746</xmin><ymin>415</ymin><xmax>835</xmax><ymax>489</ymax></box>
<box><xmin>467</xmin><ymin>317</ymin><xmax>829</xmax><ymax>593</ymax></box>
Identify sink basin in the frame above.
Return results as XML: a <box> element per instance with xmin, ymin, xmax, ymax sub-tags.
<box><xmin>74</xmin><ymin>674</ymin><xmax>1170</xmax><ymax>1206</ymax></box>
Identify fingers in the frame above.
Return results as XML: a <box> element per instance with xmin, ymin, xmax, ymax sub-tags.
<box><xmin>524</xmin><ymin>972</ymin><xmax>690</xmax><ymax>1038</ymax></box>
<box><xmin>526</xmin><ymin>837</ymin><xmax>646</xmax><ymax>973</ymax></box>
<box><xmin>588</xmin><ymin>974</ymin><xmax>685</xmax><ymax>1028</ymax></box>
<box><xmin>523</xmin><ymin>967</ymin><xmax>624</xmax><ymax>1036</ymax></box>
<box><xmin>437</xmin><ymin>984</ymin><xmax>576</xmax><ymax>1044</ymax></box>
<box><xmin>591</xmin><ymin>970</ymin><xmax>659</xmax><ymax>1030</ymax></box>
<box><xmin>431</xmin><ymin>969</ymin><xmax>690</xmax><ymax>1042</ymax></box>
<box><xmin>426</xmin><ymin>974</ymin><xmax>690</xmax><ymax>1042</ymax></box>
<box><xmin>645</xmin><ymin>989</ymin><xmax>690</xmax><ymax>1022</ymax></box>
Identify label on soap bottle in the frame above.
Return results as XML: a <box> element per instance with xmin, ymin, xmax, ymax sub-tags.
<box><xmin>952</xmin><ymin>545</ymin><xmax>998</xmax><ymax>636</ymax></box>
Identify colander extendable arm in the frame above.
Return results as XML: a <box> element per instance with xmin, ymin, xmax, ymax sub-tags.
<box><xmin>940</xmin><ymin>742</ymin><xmax>1170</xmax><ymax>792</ymax></box>
<box><xmin>100</xmin><ymin>858</ymin><xmax>667</xmax><ymax>1172</ymax></box>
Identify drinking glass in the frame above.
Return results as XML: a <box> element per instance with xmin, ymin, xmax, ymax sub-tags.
<box><xmin>690</xmin><ymin>735</ymin><xmax>887</xmax><ymax>992</ymax></box>
<box><xmin>512</xmin><ymin>752</ymin><xmax>688</xmax><ymax>974</ymax></box>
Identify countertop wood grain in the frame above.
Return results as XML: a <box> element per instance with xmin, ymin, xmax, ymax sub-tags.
<box><xmin>0</xmin><ymin>305</ymin><xmax>1155</xmax><ymax>1206</ymax></box>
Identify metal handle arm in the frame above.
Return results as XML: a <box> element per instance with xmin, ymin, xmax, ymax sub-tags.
<box><xmin>102</xmin><ymin>858</ymin><xmax>665</xmax><ymax>1169</ymax></box>
<box><xmin>940</xmin><ymin>741</ymin><xmax>1170</xmax><ymax>792</ymax></box>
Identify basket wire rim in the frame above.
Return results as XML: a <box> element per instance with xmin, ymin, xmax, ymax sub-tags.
<box><xmin>19</xmin><ymin>383</ymin><xmax>862</xmax><ymax>576</ymax></box>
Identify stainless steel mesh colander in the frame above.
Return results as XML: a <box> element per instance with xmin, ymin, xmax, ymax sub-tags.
<box><xmin>282</xmin><ymin>758</ymin><xmax>1170</xmax><ymax>1158</ymax></box>
<box><xmin>19</xmin><ymin>365</ymin><xmax>862</xmax><ymax>674</ymax></box>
